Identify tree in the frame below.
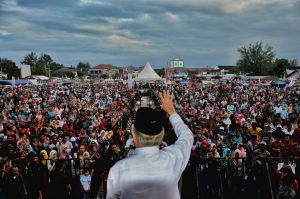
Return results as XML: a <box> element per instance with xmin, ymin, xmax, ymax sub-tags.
<box><xmin>0</xmin><ymin>57</ymin><xmax>20</xmax><ymax>79</ymax></box>
<box><xmin>50</xmin><ymin>62</ymin><xmax>64</xmax><ymax>71</ymax></box>
<box><xmin>273</xmin><ymin>58</ymin><xmax>289</xmax><ymax>78</ymax></box>
<box><xmin>21</xmin><ymin>52</ymin><xmax>61</xmax><ymax>76</ymax></box>
<box><xmin>21</xmin><ymin>52</ymin><xmax>44</xmax><ymax>75</ymax></box>
<box><xmin>155</xmin><ymin>68</ymin><xmax>165</xmax><ymax>77</ymax></box>
<box><xmin>37</xmin><ymin>53</ymin><xmax>53</xmax><ymax>76</ymax></box>
<box><xmin>273</xmin><ymin>58</ymin><xmax>299</xmax><ymax>78</ymax></box>
<box><xmin>237</xmin><ymin>41</ymin><xmax>275</xmax><ymax>75</ymax></box>
<box><xmin>101</xmin><ymin>74</ymin><xmax>108</xmax><ymax>79</ymax></box>
<box><xmin>289</xmin><ymin>59</ymin><xmax>298</xmax><ymax>67</ymax></box>
<box><xmin>21</xmin><ymin>52</ymin><xmax>38</xmax><ymax>67</ymax></box>
<box><xmin>77</xmin><ymin>62</ymin><xmax>90</xmax><ymax>76</ymax></box>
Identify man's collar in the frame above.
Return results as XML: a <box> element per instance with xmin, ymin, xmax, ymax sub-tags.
<box><xmin>134</xmin><ymin>146</ymin><xmax>159</xmax><ymax>155</ymax></box>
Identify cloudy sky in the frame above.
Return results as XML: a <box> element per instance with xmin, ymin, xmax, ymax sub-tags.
<box><xmin>0</xmin><ymin>0</ymin><xmax>299</xmax><ymax>68</ymax></box>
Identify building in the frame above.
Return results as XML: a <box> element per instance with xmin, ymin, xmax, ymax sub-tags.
<box><xmin>286</xmin><ymin>66</ymin><xmax>300</xmax><ymax>79</ymax></box>
<box><xmin>0</xmin><ymin>71</ymin><xmax>7</xmax><ymax>79</ymax></box>
<box><xmin>217</xmin><ymin>66</ymin><xmax>237</xmax><ymax>75</ymax></box>
<box><xmin>170</xmin><ymin>58</ymin><xmax>184</xmax><ymax>68</ymax></box>
<box><xmin>170</xmin><ymin>66</ymin><xmax>237</xmax><ymax>79</ymax></box>
<box><xmin>24</xmin><ymin>75</ymin><xmax>49</xmax><ymax>85</ymax></box>
<box><xmin>89</xmin><ymin>64</ymin><xmax>120</xmax><ymax>78</ymax></box>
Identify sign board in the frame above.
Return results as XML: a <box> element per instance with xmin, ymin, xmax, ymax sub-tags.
<box><xmin>21</xmin><ymin>64</ymin><xmax>31</xmax><ymax>78</ymax></box>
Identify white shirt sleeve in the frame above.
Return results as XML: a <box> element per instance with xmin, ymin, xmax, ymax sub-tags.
<box><xmin>164</xmin><ymin>114</ymin><xmax>194</xmax><ymax>173</ymax></box>
<box><xmin>107</xmin><ymin>168</ymin><xmax>121</xmax><ymax>199</ymax></box>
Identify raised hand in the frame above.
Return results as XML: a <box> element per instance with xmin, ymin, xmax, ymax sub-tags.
<box><xmin>158</xmin><ymin>90</ymin><xmax>176</xmax><ymax>115</ymax></box>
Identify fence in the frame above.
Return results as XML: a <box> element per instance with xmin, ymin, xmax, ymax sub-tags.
<box><xmin>2</xmin><ymin>156</ymin><xmax>300</xmax><ymax>199</ymax></box>
<box><xmin>180</xmin><ymin>156</ymin><xmax>300</xmax><ymax>199</ymax></box>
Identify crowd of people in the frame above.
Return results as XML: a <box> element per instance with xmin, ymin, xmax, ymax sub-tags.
<box><xmin>170</xmin><ymin>79</ymin><xmax>300</xmax><ymax>199</ymax></box>
<box><xmin>0</xmin><ymin>79</ymin><xmax>300</xmax><ymax>199</ymax></box>
<box><xmin>0</xmin><ymin>82</ymin><xmax>135</xmax><ymax>199</ymax></box>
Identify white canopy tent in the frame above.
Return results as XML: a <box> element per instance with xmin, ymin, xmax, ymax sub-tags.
<box><xmin>135</xmin><ymin>62</ymin><xmax>164</xmax><ymax>82</ymax></box>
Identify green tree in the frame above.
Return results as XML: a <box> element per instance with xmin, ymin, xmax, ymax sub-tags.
<box><xmin>21</xmin><ymin>52</ymin><xmax>38</xmax><ymax>75</ymax></box>
<box><xmin>21</xmin><ymin>52</ymin><xmax>38</xmax><ymax>67</ymax></box>
<box><xmin>77</xmin><ymin>61</ymin><xmax>90</xmax><ymax>75</ymax></box>
<box><xmin>0</xmin><ymin>57</ymin><xmax>20</xmax><ymax>79</ymax></box>
<box><xmin>22</xmin><ymin>52</ymin><xmax>61</xmax><ymax>76</ymax></box>
<box><xmin>289</xmin><ymin>59</ymin><xmax>298</xmax><ymax>67</ymax></box>
<box><xmin>101</xmin><ymin>74</ymin><xmax>108</xmax><ymax>79</ymax></box>
<box><xmin>37</xmin><ymin>53</ymin><xmax>53</xmax><ymax>76</ymax></box>
<box><xmin>273</xmin><ymin>58</ymin><xmax>299</xmax><ymax>78</ymax></box>
<box><xmin>273</xmin><ymin>58</ymin><xmax>289</xmax><ymax>78</ymax></box>
<box><xmin>50</xmin><ymin>62</ymin><xmax>64</xmax><ymax>72</ymax></box>
<box><xmin>237</xmin><ymin>41</ymin><xmax>275</xmax><ymax>75</ymax></box>
<box><xmin>155</xmin><ymin>68</ymin><xmax>165</xmax><ymax>77</ymax></box>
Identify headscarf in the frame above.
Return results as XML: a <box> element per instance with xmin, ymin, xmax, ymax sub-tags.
<box><xmin>49</xmin><ymin>150</ymin><xmax>57</xmax><ymax>159</ymax></box>
<box><xmin>40</xmin><ymin>150</ymin><xmax>48</xmax><ymax>165</ymax></box>
<box><xmin>24</xmin><ymin>143</ymin><xmax>34</xmax><ymax>155</ymax></box>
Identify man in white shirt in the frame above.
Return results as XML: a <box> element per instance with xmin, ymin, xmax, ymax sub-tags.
<box><xmin>107</xmin><ymin>90</ymin><xmax>193</xmax><ymax>199</ymax></box>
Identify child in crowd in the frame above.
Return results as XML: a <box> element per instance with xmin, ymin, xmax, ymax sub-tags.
<box><xmin>80</xmin><ymin>168</ymin><xmax>91</xmax><ymax>199</ymax></box>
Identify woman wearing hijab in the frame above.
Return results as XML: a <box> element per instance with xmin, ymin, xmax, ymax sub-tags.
<box><xmin>48</xmin><ymin>150</ymin><xmax>58</xmax><ymax>172</ymax></box>
<box><xmin>40</xmin><ymin>150</ymin><xmax>48</xmax><ymax>166</ymax></box>
<box><xmin>24</xmin><ymin>143</ymin><xmax>36</xmax><ymax>158</ymax></box>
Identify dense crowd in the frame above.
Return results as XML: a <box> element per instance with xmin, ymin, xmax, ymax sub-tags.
<box><xmin>0</xmin><ymin>79</ymin><xmax>300</xmax><ymax>199</ymax></box>
<box><xmin>171</xmin><ymin>79</ymin><xmax>300</xmax><ymax>199</ymax></box>
<box><xmin>0</xmin><ymin>82</ymin><xmax>135</xmax><ymax>199</ymax></box>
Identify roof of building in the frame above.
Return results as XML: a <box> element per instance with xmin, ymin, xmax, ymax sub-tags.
<box><xmin>171</xmin><ymin>67</ymin><xmax>220</xmax><ymax>73</ymax></box>
<box><xmin>287</xmin><ymin>66</ymin><xmax>300</xmax><ymax>70</ymax></box>
<box><xmin>92</xmin><ymin>64</ymin><xmax>116</xmax><ymax>70</ymax></box>
<box><xmin>217</xmin><ymin>66</ymin><xmax>237</xmax><ymax>70</ymax></box>
<box><xmin>25</xmin><ymin>75</ymin><xmax>49</xmax><ymax>80</ymax></box>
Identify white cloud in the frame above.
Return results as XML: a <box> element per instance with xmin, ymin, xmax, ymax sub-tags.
<box><xmin>0</xmin><ymin>29</ymin><xmax>11</xmax><ymax>36</ymax></box>
<box><xmin>138</xmin><ymin>0</ymin><xmax>297</xmax><ymax>14</ymax></box>
<box><xmin>138</xmin><ymin>14</ymin><xmax>152</xmax><ymax>23</ymax></box>
<box><xmin>104</xmin><ymin>17</ymin><xmax>135</xmax><ymax>25</ymax></box>
<box><xmin>74</xmin><ymin>22</ymin><xmax>154</xmax><ymax>49</ymax></box>
<box><xmin>165</xmin><ymin>12</ymin><xmax>180</xmax><ymax>22</ymax></box>
<box><xmin>79</xmin><ymin>0</ymin><xmax>111</xmax><ymax>5</ymax></box>
<box><xmin>0</xmin><ymin>0</ymin><xmax>299</xmax><ymax>66</ymax></box>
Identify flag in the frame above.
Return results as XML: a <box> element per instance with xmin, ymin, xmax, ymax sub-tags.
<box><xmin>285</xmin><ymin>79</ymin><xmax>295</xmax><ymax>89</ymax></box>
<box><xmin>128</xmin><ymin>73</ymin><xmax>133</xmax><ymax>88</ymax></box>
<box><xmin>164</xmin><ymin>66</ymin><xmax>171</xmax><ymax>80</ymax></box>
<box><xmin>12</xmin><ymin>76</ymin><xmax>15</xmax><ymax>87</ymax></box>
<box><xmin>123</xmin><ymin>68</ymin><xmax>128</xmax><ymax>80</ymax></box>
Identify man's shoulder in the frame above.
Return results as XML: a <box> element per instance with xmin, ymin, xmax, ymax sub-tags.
<box><xmin>110</xmin><ymin>155</ymin><xmax>136</xmax><ymax>171</ymax></box>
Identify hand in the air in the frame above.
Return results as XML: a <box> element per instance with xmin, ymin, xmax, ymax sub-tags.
<box><xmin>159</xmin><ymin>90</ymin><xmax>176</xmax><ymax>115</ymax></box>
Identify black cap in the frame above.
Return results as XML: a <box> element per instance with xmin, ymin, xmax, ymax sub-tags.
<box><xmin>134</xmin><ymin>107</ymin><xmax>163</xmax><ymax>136</ymax></box>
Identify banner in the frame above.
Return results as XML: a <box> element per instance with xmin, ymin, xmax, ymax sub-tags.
<box><xmin>128</xmin><ymin>73</ymin><xmax>133</xmax><ymax>88</ymax></box>
<box><xmin>164</xmin><ymin>66</ymin><xmax>171</xmax><ymax>80</ymax></box>
<box><xmin>123</xmin><ymin>68</ymin><xmax>128</xmax><ymax>80</ymax></box>
<box><xmin>12</xmin><ymin>76</ymin><xmax>15</xmax><ymax>87</ymax></box>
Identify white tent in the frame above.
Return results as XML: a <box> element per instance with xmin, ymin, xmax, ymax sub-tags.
<box><xmin>135</xmin><ymin>62</ymin><xmax>164</xmax><ymax>81</ymax></box>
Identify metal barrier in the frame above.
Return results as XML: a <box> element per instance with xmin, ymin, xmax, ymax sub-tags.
<box><xmin>2</xmin><ymin>156</ymin><xmax>300</xmax><ymax>199</ymax></box>
<box><xmin>180</xmin><ymin>156</ymin><xmax>300</xmax><ymax>199</ymax></box>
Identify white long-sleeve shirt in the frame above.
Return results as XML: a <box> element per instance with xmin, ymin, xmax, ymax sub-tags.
<box><xmin>106</xmin><ymin>114</ymin><xmax>193</xmax><ymax>199</ymax></box>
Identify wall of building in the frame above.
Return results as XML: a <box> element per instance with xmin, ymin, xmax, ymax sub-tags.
<box><xmin>170</xmin><ymin>59</ymin><xmax>184</xmax><ymax>68</ymax></box>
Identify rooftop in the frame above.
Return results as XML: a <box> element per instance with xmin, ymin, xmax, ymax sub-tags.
<box><xmin>92</xmin><ymin>64</ymin><xmax>116</xmax><ymax>70</ymax></box>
